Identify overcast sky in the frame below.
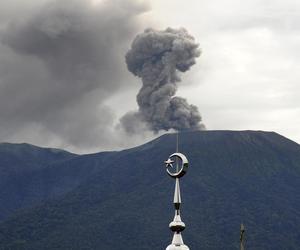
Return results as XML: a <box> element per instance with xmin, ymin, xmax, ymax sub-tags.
<box><xmin>0</xmin><ymin>0</ymin><xmax>299</xmax><ymax>153</ymax></box>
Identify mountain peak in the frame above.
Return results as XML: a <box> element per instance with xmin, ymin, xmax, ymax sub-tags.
<box><xmin>0</xmin><ymin>130</ymin><xmax>300</xmax><ymax>249</ymax></box>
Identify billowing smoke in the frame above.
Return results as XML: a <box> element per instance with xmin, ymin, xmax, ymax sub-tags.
<box><xmin>0</xmin><ymin>0</ymin><xmax>150</xmax><ymax>152</ymax></box>
<box><xmin>120</xmin><ymin>27</ymin><xmax>204</xmax><ymax>133</ymax></box>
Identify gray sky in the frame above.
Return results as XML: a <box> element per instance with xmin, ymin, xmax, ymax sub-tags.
<box><xmin>0</xmin><ymin>0</ymin><xmax>299</xmax><ymax>153</ymax></box>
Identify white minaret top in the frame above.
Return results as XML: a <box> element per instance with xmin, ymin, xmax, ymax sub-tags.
<box><xmin>165</xmin><ymin>152</ymin><xmax>190</xmax><ymax>250</ymax></box>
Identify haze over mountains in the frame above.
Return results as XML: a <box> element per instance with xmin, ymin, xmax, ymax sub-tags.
<box><xmin>0</xmin><ymin>130</ymin><xmax>299</xmax><ymax>249</ymax></box>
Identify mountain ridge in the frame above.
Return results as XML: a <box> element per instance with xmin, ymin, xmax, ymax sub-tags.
<box><xmin>0</xmin><ymin>130</ymin><xmax>300</xmax><ymax>249</ymax></box>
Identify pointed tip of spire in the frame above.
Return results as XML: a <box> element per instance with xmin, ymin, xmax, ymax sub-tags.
<box><xmin>176</xmin><ymin>132</ymin><xmax>179</xmax><ymax>153</ymax></box>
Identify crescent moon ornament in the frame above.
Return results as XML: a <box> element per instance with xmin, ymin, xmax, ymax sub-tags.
<box><xmin>165</xmin><ymin>152</ymin><xmax>188</xmax><ymax>178</ymax></box>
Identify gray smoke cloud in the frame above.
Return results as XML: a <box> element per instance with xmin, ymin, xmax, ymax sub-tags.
<box><xmin>120</xmin><ymin>27</ymin><xmax>204</xmax><ymax>133</ymax></box>
<box><xmin>0</xmin><ymin>0</ymin><xmax>149</xmax><ymax>152</ymax></box>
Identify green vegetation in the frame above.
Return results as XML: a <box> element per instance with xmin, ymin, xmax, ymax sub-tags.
<box><xmin>0</xmin><ymin>131</ymin><xmax>299</xmax><ymax>249</ymax></box>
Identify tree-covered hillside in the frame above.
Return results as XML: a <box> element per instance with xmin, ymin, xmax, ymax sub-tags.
<box><xmin>0</xmin><ymin>131</ymin><xmax>300</xmax><ymax>249</ymax></box>
<box><xmin>0</xmin><ymin>143</ymin><xmax>78</xmax><ymax>221</ymax></box>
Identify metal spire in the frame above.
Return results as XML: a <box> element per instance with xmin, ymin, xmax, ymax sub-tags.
<box><xmin>176</xmin><ymin>132</ymin><xmax>179</xmax><ymax>153</ymax></box>
<box><xmin>164</xmin><ymin>151</ymin><xmax>190</xmax><ymax>250</ymax></box>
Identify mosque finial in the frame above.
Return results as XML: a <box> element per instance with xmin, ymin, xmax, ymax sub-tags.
<box><xmin>164</xmin><ymin>151</ymin><xmax>190</xmax><ymax>250</ymax></box>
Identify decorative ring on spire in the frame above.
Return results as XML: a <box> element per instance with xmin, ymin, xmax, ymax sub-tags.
<box><xmin>165</xmin><ymin>153</ymin><xmax>188</xmax><ymax>178</ymax></box>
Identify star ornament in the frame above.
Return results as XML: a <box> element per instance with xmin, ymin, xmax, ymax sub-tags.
<box><xmin>165</xmin><ymin>158</ymin><xmax>174</xmax><ymax>169</ymax></box>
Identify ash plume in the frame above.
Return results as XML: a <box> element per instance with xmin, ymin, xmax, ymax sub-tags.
<box><xmin>0</xmin><ymin>0</ymin><xmax>149</xmax><ymax>152</ymax></box>
<box><xmin>120</xmin><ymin>27</ymin><xmax>204</xmax><ymax>133</ymax></box>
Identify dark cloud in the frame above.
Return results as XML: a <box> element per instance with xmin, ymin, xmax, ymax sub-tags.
<box><xmin>0</xmin><ymin>0</ymin><xmax>149</xmax><ymax>152</ymax></box>
<box><xmin>120</xmin><ymin>27</ymin><xmax>204</xmax><ymax>133</ymax></box>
